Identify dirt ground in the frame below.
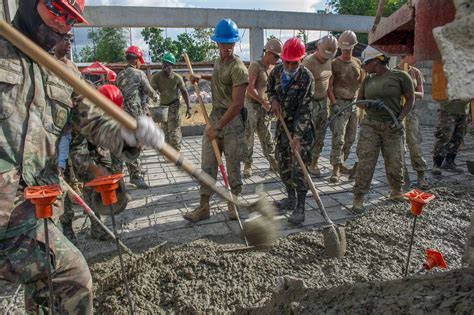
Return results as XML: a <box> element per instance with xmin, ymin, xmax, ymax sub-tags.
<box><xmin>88</xmin><ymin>183</ymin><xmax>473</xmax><ymax>313</ymax></box>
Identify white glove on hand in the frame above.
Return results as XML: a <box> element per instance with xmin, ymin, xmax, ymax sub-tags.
<box><xmin>121</xmin><ymin>116</ymin><xmax>165</xmax><ymax>149</ymax></box>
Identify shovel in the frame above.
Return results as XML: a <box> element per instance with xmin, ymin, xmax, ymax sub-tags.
<box><xmin>0</xmin><ymin>21</ymin><xmax>277</xmax><ymax>248</ymax></box>
<box><xmin>277</xmin><ymin>114</ymin><xmax>346</xmax><ymax>258</ymax></box>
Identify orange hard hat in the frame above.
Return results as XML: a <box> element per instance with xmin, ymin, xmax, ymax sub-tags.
<box><xmin>98</xmin><ymin>84</ymin><xmax>124</xmax><ymax>109</ymax></box>
<box><xmin>126</xmin><ymin>45</ymin><xmax>145</xmax><ymax>64</ymax></box>
<box><xmin>45</xmin><ymin>0</ymin><xmax>89</xmax><ymax>26</ymax></box>
<box><xmin>281</xmin><ymin>37</ymin><xmax>306</xmax><ymax>62</ymax></box>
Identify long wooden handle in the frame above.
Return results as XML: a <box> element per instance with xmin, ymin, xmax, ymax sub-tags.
<box><xmin>0</xmin><ymin>21</ymin><xmax>137</xmax><ymax>131</ymax></box>
<box><xmin>277</xmin><ymin>115</ymin><xmax>333</xmax><ymax>224</ymax></box>
<box><xmin>183</xmin><ymin>53</ymin><xmax>224</xmax><ymax>167</ymax></box>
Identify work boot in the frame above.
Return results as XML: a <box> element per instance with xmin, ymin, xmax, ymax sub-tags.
<box><xmin>389</xmin><ymin>188</ymin><xmax>405</xmax><ymax>202</ymax></box>
<box><xmin>61</xmin><ymin>221</ymin><xmax>78</xmax><ymax>245</ymax></box>
<box><xmin>183</xmin><ymin>195</ymin><xmax>210</xmax><ymax>223</ymax></box>
<box><xmin>270</xmin><ymin>158</ymin><xmax>279</xmax><ymax>173</ymax></box>
<box><xmin>243</xmin><ymin>162</ymin><xmax>252</xmax><ymax>178</ymax></box>
<box><xmin>348</xmin><ymin>162</ymin><xmax>358</xmax><ymax>181</ymax></box>
<box><xmin>274</xmin><ymin>184</ymin><xmax>296</xmax><ymax>214</ymax></box>
<box><xmin>329</xmin><ymin>164</ymin><xmax>341</xmax><ymax>183</ymax></box>
<box><xmin>308</xmin><ymin>160</ymin><xmax>321</xmax><ymax>177</ymax></box>
<box><xmin>352</xmin><ymin>193</ymin><xmax>365</xmax><ymax>215</ymax></box>
<box><xmin>442</xmin><ymin>154</ymin><xmax>464</xmax><ymax>173</ymax></box>
<box><xmin>431</xmin><ymin>156</ymin><xmax>444</xmax><ymax>176</ymax></box>
<box><xmin>339</xmin><ymin>163</ymin><xmax>350</xmax><ymax>174</ymax></box>
<box><xmin>288</xmin><ymin>190</ymin><xmax>307</xmax><ymax>225</ymax></box>
<box><xmin>90</xmin><ymin>218</ymin><xmax>113</xmax><ymax>241</ymax></box>
<box><xmin>130</xmin><ymin>176</ymin><xmax>149</xmax><ymax>189</ymax></box>
<box><xmin>416</xmin><ymin>171</ymin><xmax>429</xmax><ymax>188</ymax></box>
<box><xmin>227</xmin><ymin>201</ymin><xmax>238</xmax><ymax>220</ymax></box>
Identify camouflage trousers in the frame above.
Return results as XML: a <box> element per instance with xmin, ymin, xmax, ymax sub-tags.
<box><xmin>311</xmin><ymin>98</ymin><xmax>329</xmax><ymax>163</ymax></box>
<box><xmin>433</xmin><ymin>109</ymin><xmax>468</xmax><ymax>158</ymax></box>
<box><xmin>329</xmin><ymin>99</ymin><xmax>358</xmax><ymax>166</ymax></box>
<box><xmin>275</xmin><ymin>127</ymin><xmax>312</xmax><ymax>192</ymax></box>
<box><xmin>161</xmin><ymin>101</ymin><xmax>183</xmax><ymax>151</ymax></box>
<box><xmin>200</xmin><ymin>109</ymin><xmax>245</xmax><ymax>196</ymax></box>
<box><xmin>403</xmin><ymin>109</ymin><xmax>427</xmax><ymax>171</ymax></box>
<box><xmin>353</xmin><ymin>118</ymin><xmax>404</xmax><ymax>195</ymax></box>
<box><xmin>244</xmin><ymin>101</ymin><xmax>276</xmax><ymax>164</ymax></box>
<box><xmin>126</xmin><ymin>157</ymin><xmax>143</xmax><ymax>180</ymax></box>
<box><xmin>0</xmin><ymin>202</ymin><xmax>92</xmax><ymax>314</ymax></box>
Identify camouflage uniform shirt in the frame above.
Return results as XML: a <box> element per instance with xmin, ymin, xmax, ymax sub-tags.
<box><xmin>116</xmin><ymin>64</ymin><xmax>158</xmax><ymax>117</ymax></box>
<box><xmin>0</xmin><ymin>37</ymin><xmax>138</xmax><ymax>240</ymax></box>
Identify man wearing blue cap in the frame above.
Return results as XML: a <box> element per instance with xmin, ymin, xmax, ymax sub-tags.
<box><xmin>184</xmin><ymin>19</ymin><xmax>249</xmax><ymax>222</ymax></box>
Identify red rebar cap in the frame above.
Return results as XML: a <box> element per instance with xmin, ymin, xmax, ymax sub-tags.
<box><xmin>422</xmin><ymin>249</ymin><xmax>447</xmax><ymax>271</ymax></box>
<box><xmin>85</xmin><ymin>174</ymin><xmax>125</xmax><ymax>206</ymax></box>
<box><xmin>24</xmin><ymin>185</ymin><xmax>63</xmax><ymax>219</ymax></box>
<box><xmin>404</xmin><ymin>189</ymin><xmax>435</xmax><ymax>216</ymax></box>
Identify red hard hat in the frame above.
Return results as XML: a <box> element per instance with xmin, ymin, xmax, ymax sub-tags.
<box><xmin>98</xmin><ymin>84</ymin><xmax>123</xmax><ymax>109</ymax></box>
<box><xmin>126</xmin><ymin>45</ymin><xmax>145</xmax><ymax>64</ymax></box>
<box><xmin>281</xmin><ymin>37</ymin><xmax>306</xmax><ymax>62</ymax></box>
<box><xmin>45</xmin><ymin>0</ymin><xmax>89</xmax><ymax>25</ymax></box>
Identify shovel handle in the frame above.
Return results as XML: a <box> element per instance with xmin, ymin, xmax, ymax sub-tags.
<box><xmin>276</xmin><ymin>114</ymin><xmax>333</xmax><ymax>224</ymax></box>
<box><xmin>0</xmin><ymin>21</ymin><xmax>137</xmax><ymax>131</ymax></box>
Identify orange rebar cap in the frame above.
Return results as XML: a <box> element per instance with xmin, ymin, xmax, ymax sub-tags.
<box><xmin>422</xmin><ymin>249</ymin><xmax>447</xmax><ymax>271</ymax></box>
<box><xmin>24</xmin><ymin>185</ymin><xmax>63</xmax><ymax>219</ymax></box>
<box><xmin>404</xmin><ymin>189</ymin><xmax>435</xmax><ymax>216</ymax></box>
<box><xmin>85</xmin><ymin>174</ymin><xmax>125</xmax><ymax>206</ymax></box>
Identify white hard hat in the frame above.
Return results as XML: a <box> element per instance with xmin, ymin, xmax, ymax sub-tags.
<box><xmin>361</xmin><ymin>46</ymin><xmax>385</xmax><ymax>64</ymax></box>
<box><xmin>265</xmin><ymin>38</ymin><xmax>283</xmax><ymax>55</ymax></box>
<box><xmin>317</xmin><ymin>35</ymin><xmax>338</xmax><ymax>59</ymax></box>
<box><xmin>338</xmin><ymin>30</ymin><xmax>357</xmax><ymax>50</ymax></box>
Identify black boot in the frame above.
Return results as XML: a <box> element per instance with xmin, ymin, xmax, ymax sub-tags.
<box><xmin>61</xmin><ymin>220</ymin><xmax>78</xmax><ymax>245</ymax></box>
<box><xmin>288</xmin><ymin>190</ymin><xmax>306</xmax><ymax>225</ymax></box>
<box><xmin>274</xmin><ymin>184</ymin><xmax>296</xmax><ymax>213</ymax></box>
<box><xmin>431</xmin><ymin>156</ymin><xmax>444</xmax><ymax>175</ymax></box>
<box><xmin>442</xmin><ymin>153</ymin><xmax>464</xmax><ymax>173</ymax></box>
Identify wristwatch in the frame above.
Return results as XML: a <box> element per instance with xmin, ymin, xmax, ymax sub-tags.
<box><xmin>215</xmin><ymin>127</ymin><xmax>223</xmax><ymax>133</ymax></box>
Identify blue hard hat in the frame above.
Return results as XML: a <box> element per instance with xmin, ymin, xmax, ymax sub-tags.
<box><xmin>211</xmin><ymin>19</ymin><xmax>240</xmax><ymax>44</ymax></box>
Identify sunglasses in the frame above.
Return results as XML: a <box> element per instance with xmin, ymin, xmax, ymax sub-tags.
<box><xmin>46</xmin><ymin>0</ymin><xmax>78</xmax><ymax>26</ymax></box>
<box><xmin>63</xmin><ymin>36</ymin><xmax>74</xmax><ymax>43</ymax></box>
<box><xmin>271</xmin><ymin>52</ymin><xmax>280</xmax><ymax>60</ymax></box>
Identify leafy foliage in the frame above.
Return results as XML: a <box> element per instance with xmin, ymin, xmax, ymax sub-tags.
<box><xmin>78</xmin><ymin>28</ymin><xmax>128</xmax><ymax>63</ymax></box>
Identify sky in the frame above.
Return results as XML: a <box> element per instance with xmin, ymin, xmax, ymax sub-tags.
<box><xmin>73</xmin><ymin>0</ymin><xmax>329</xmax><ymax>62</ymax></box>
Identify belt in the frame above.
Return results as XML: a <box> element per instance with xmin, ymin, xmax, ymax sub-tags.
<box><xmin>313</xmin><ymin>97</ymin><xmax>327</xmax><ymax>102</ymax></box>
<box><xmin>160</xmin><ymin>99</ymin><xmax>179</xmax><ymax>106</ymax></box>
<box><xmin>366</xmin><ymin>115</ymin><xmax>395</xmax><ymax>123</ymax></box>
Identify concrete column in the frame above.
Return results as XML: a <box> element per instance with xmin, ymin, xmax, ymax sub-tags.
<box><xmin>3</xmin><ymin>0</ymin><xmax>17</xmax><ymax>22</ymax></box>
<box><xmin>249</xmin><ymin>27</ymin><xmax>264</xmax><ymax>61</ymax></box>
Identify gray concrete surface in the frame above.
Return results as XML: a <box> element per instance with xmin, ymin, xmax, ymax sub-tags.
<box><xmin>72</xmin><ymin>125</ymin><xmax>474</xmax><ymax>260</ymax></box>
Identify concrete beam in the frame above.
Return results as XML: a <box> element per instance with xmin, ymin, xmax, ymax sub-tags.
<box><xmin>2</xmin><ymin>0</ymin><xmax>17</xmax><ymax>22</ymax></box>
<box><xmin>249</xmin><ymin>28</ymin><xmax>264</xmax><ymax>61</ymax></box>
<box><xmin>83</xmin><ymin>6</ymin><xmax>376</xmax><ymax>33</ymax></box>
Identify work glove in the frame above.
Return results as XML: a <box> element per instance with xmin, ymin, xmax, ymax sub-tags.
<box><xmin>121</xmin><ymin>116</ymin><xmax>165</xmax><ymax>149</ymax></box>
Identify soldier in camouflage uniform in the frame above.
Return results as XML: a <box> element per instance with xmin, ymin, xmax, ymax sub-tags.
<box><xmin>0</xmin><ymin>1</ymin><xmax>164</xmax><ymax>313</ymax></box>
<box><xmin>243</xmin><ymin>39</ymin><xmax>282</xmax><ymax>177</ymax></box>
<box><xmin>183</xmin><ymin>19</ymin><xmax>248</xmax><ymax>223</ymax></box>
<box><xmin>302</xmin><ymin>35</ymin><xmax>338</xmax><ymax>177</ymax></box>
<box><xmin>432</xmin><ymin>100</ymin><xmax>470</xmax><ymax>175</ymax></box>
<box><xmin>150</xmin><ymin>52</ymin><xmax>191</xmax><ymax>151</ymax></box>
<box><xmin>116</xmin><ymin>45</ymin><xmax>158</xmax><ymax>189</ymax></box>
<box><xmin>352</xmin><ymin>47</ymin><xmax>415</xmax><ymax>214</ymax></box>
<box><xmin>268</xmin><ymin>37</ymin><xmax>315</xmax><ymax>225</ymax></box>
<box><xmin>395</xmin><ymin>55</ymin><xmax>429</xmax><ymax>187</ymax></box>
<box><xmin>327</xmin><ymin>30</ymin><xmax>364</xmax><ymax>183</ymax></box>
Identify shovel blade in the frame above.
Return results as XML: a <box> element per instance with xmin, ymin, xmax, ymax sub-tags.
<box><xmin>322</xmin><ymin>224</ymin><xmax>347</xmax><ymax>258</ymax></box>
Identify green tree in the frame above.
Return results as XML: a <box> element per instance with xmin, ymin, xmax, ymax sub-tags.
<box><xmin>141</xmin><ymin>27</ymin><xmax>177</xmax><ymax>62</ymax></box>
<box><xmin>326</xmin><ymin>0</ymin><xmax>405</xmax><ymax>43</ymax></box>
<box><xmin>297</xmin><ymin>30</ymin><xmax>309</xmax><ymax>44</ymax></box>
<box><xmin>78</xmin><ymin>27</ymin><xmax>127</xmax><ymax>63</ymax></box>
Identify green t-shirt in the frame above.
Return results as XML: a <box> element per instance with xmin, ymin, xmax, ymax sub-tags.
<box><xmin>359</xmin><ymin>69</ymin><xmax>414</xmax><ymax>119</ymax></box>
<box><xmin>439</xmin><ymin>100</ymin><xmax>470</xmax><ymax>116</ymax></box>
<box><xmin>150</xmin><ymin>71</ymin><xmax>185</xmax><ymax>105</ymax></box>
<box><xmin>211</xmin><ymin>56</ymin><xmax>249</xmax><ymax>110</ymax></box>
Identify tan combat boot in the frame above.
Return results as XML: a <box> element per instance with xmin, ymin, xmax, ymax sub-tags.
<box><xmin>329</xmin><ymin>164</ymin><xmax>341</xmax><ymax>183</ymax></box>
<box><xmin>389</xmin><ymin>188</ymin><xmax>405</xmax><ymax>202</ymax></box>
<box><xmin>183</xmin><ymin>195</ymin><xmax>210</xmax><ymax>223</ymax></box>
<box><xmin>416</xmin><ymin>171</ymin><xmax>429</xmax><ymax>188</ymax></box>
<box><xmin>352</xmin><ymin>194</ymin><xmax>365</xmax><ymax>215</ymax></box>
<box><xmin>308</xmin><ymin>160</ymin><xmax>321</xmax><ymax>177</ymax></box>
<box><xmin>243</xmin><ymin>162</ymin><xmax>252</xmax><ymax>178</ymax></box>
<box><xmin>339</xmin><ymin>163</ymin><xmax>350</xmax><ymax>174</ymax></box>
<box><xmin>227</xmin><ymin>201</ymin><xmax>238</xmax><ymax>220</ymax></box>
